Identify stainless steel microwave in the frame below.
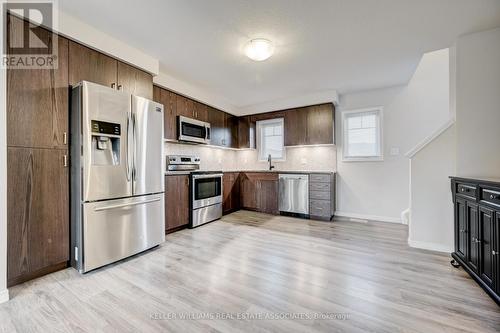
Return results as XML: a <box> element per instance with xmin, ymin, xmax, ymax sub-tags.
<box><xmin>178</xmin><ymin>116</ymin><xmax>211</xmax><ymax>144</ymax></box>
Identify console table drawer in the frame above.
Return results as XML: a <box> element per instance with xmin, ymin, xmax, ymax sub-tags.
<box><xmin>456</xmin><ymin>183</ymin><xmax>476</xmax><ymax>199</ymax></box>
<box><xmin>480</xmin><ymin>188</ymin><xmax>500</xmax><ymax>207</ymax></box>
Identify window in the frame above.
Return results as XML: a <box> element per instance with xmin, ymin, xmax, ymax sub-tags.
<box><xmin>257</xmin><ymin>118</ymin><xmax>285</xmax><ymax>161</ymax></box>
<box><xmin>342</xmin><ymin>108</ymin><xmax>383</xmax><ymax>161</ymax></box>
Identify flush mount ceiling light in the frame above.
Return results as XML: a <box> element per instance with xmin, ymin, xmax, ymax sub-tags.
<box><xmin>244</xmin><ymin>38</ymin><xmax>274</xmax><ymax>61</ymax></box>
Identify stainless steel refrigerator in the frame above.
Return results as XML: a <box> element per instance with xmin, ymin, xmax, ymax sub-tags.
<box><xmin>70</xmin><ymin>81</ymin><xmax>165</xmax><ymax>273</ymax></box>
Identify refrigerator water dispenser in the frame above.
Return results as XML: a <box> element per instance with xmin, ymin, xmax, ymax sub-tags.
<box><xmin>91</xmin><ymin>120</ymin><xmax>121</xmax><ymax>166</ymax></box>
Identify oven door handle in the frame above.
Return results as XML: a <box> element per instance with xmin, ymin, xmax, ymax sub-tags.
<box><xmin>192</xmin><ymin>174</ymin><xmax>223</xmax><ymax>179</ymax></box>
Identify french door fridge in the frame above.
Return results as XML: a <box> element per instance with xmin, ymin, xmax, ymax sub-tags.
<box><xmin>71</xmin><ymin>81</ymin><xmax>165</xmax><ymax>273</ymax></box>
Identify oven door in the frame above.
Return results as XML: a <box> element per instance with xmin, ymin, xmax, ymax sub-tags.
<box><xmin>178</xmin><ymin>116</ymin><xmax>209</xmax><ymax>144</ymax></box>
<box><xmin>192</xmin><ymin>174</ymin><xmax>223</xmax><ymax>209</ymax></box>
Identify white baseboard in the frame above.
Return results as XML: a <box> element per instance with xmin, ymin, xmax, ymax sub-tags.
<box><xmin>408</xmin><ymin>239</ymin><xmax>452</xmax><ymax>253</ymax></box>
<box><xmin>334</xmin><ymin>211</ymin><xmax>402</xmax><ymax>224</ymax></box>
<box><xmin>0</xmin><ymin>289</ymin><xmax>9</xmax><ymax>304</ymax></box>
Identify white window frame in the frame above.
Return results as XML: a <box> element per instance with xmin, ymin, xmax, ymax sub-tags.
<box><xmin>341</xmin><ymin>107</ymin><xmax>384</xmax><ymax>162</ymax></box>
<box><xmin>256</xmin><ymin>118</ymin><xmax>286</xmax><ymax>162</ymax></box>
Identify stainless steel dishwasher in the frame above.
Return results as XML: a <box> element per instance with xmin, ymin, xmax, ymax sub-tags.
<box><xmin>279</xmin><ymin>174</ymin><xmax>309</xmax><ymax>215</ymax></box>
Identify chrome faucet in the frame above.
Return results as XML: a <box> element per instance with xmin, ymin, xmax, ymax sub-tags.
<box><xmin>268</xmin><ymin>154</ymin><xmax>275</xmax><ymax>171</ymax></box>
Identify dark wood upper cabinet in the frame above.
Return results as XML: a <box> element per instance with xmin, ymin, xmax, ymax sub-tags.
<box><xmin>208</xmin><ymin>107</ymin><xmax>226</xmax><ymax>146</ymax></box>
<box><xmin>225</xmin><ymin>114</ymin><xmax>239</xmax><ymax>148</ymax></box>
<box><xmin>238</xmin><ymin>116</ymin><xmax>256</xmax><ymax>149</ymax></box>
<box><xmin>176</xmin><ymin>94</ymin><xmax>194</xmax><ymax>118</ymax></box>
<box><xmin>194</xmin><ymin>101</ymin><xmax>208</xmax><ymax>122</ymax></box>
<box><xmin>284</xmin><ymin>108</ymin><xmax>307</xmax><ymax>146</ymax></box>
<box><xmin>68</xmin><ymin>41</ymin><xmax>117</xmax><ymax>87</ymax></box>
<box><xmin>117</xmin><ymin>62</ymin><xmax>153</xmax><ymax>99</ymax></box>
<box><xmin>154</xmin><ymin>86</ymin><xmax>177</xmax><ymax>140</ymax></box>
<box><xmin>306</xmin><ymin>104</ymin><xmax>334</xmax><ymax>145</ymax></box>
<box><xmin>165</xmin><ymin>175</ymin><xmax>190</xmax><ymax>232</ymax></box>
<box><xmin>7</xmin><ymin>147</ymin><xmax>69</xmax><ymax>287</ymax></box>
<box><xmin>7</xmin><ymin>15</ymin><xmax>68</xmax><ymax>149</ymax></box>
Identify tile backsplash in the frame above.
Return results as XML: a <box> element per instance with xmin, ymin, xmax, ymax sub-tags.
<box><xmin>165</xmin><ymin>142</ymin><xmax>337</xmax><ymax>172</ymax></box>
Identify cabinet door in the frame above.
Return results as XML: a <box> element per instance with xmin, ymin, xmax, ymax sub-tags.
<box><xmin>117</xmin><ymin>62</ymin><xmax>153</xmax><ymax>99</ymax></box>
<box><xmin>284</xmin><ymin>108</ymin><xmax>307</xmax><ymax>146</ymax></box>
<box><xmin>7</xmin><ymin>15</ymin><xmax>68</xmax><ymax>149</ymax></box>
<box><xmin>223</xmin><ymin>173</ymin><xmax>233</xmax><ymax>214</ymax></box>
<box><xmin>455</xmin><ymin>198</ymin><xmax>468</xmax><ymax>262</ymax></box>
<box><xmin>176</xmin><ymin>94</ymin><xmax>195</xmax><ymax>118</ymax></box>
<box><xmin>194</xmin><ymin>102</ymin><xmax>208</xmax><ymax>122</ymax></box>
<box><xmin>69</xmin><ymin>41</ymin><xmax>117</xmax><ymax>87</ymax></box>
<box><xmin>240</xmin><ymin>174</ymin><xmax>258</xmax><ymax>210</ymax></box>
<box><xmin>154</xmin><ymin>86</ymin><xmax>177</xmax><ymax>140</ymax></box>
<box><xmin>238</xmin><ymin>116</ymin><xmax>256</xmax><ymax>149</ymax></box>
<box><xmin>208</xmin><ymin>107</ymin><xmax>226</xmax><ymax>146</ymax></box>
<box><xmin>479</xmin><ymin>207</ymin><xmax>495</xmax><ymax>289</ymax></box>
<box><xmin>467</xmin><ymin>202</ymin><xmax>480</xmax><ymax>273</ymax></box>
<box><xmin>495</xmin><ymin>213</ymin><xmax>500</xmax><ymax>294</ymax></box>
<box><xmin>165</xmin><ymin>175</ymin><xmax>190</xmax><ymax>231</ymax></box>
<box><xmin>306</xmin><ymin>104</ymin><xmax>334</xmax><ymax>145</ymax></box>
<box><xmin>225</xmin><ymin>114</ymin><xmax>239</xmax><ymax>148</ymax></box>
<box><xmin>7</xmin><ymin>148</ymin><xmax>69</xmax><ymax>286</ymax></box>
<box><xmin>257</xmin><ymin>179</ymin><xmax>279</xmax><ymax>214</ymax></box>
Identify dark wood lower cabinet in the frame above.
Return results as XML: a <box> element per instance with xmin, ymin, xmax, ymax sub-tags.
<box><xmin>223</xmin><ymin>173</ymin><xmax>240</xmax><ymax>214</ymax></box>
<box><xmin>239</xmin><ymin>173</ymin><xmax>278</xmax><ymax>215</ymax></box>
<box><xmin>451</xmin><ymin>177</ymin><xmax>500</xmax><ymax>305</ymax></box>
<box><xmin>7</xmin><ymin>147</ymin><xmax>69</xmax><ymax>287</ymax></box>
<box><xmin>165</xmin><ymin>175</ymin><xmax>190</xmax><ymax>233</ymax></box>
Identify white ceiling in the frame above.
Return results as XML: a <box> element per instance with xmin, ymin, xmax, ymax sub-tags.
<box><xmin>60</xmin><ymin>0</ymin><xmax>500</xmax><ymax>111</ymax></box>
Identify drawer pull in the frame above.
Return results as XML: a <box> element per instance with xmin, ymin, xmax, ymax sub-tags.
<box><xmin>461</xmin><ymin>188</ymin><xmax>465</xmax><ymax>192</ymax></box>
<box><xmin>490</xmin><ymin>194</ymin><xmax>497</xmax><ymax>199</ymax></box>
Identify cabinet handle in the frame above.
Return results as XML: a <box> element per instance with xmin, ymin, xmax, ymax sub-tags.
<box><xmin>63</xmin><ymin>132</ymin><xmax>67</xmax><ymax>145</ymax></box>
<box><xmin>111</xmin><ymin>83</ymin><xmax>116</xmax><ymax>89</ymax></box>
<box><xmin>63</xmin><ymin>154</ymin><xmax>68</xmax><ymax>167</ymax></box>
<box><xmin>490</xmin><ymin>194</ymin><xmax>496</xmax><ymax>199</ymax></box>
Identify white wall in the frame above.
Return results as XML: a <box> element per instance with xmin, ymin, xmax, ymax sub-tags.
<box><xmin>165</xmin><ymin>143</ymin><xmax>337</xmax><ymax>173</ymax></box>
<box><xmin>409</xmin><ymin>125</ymin><xmax>456</xmax><ymax>252</ymax></box>
<box><xmin>456</xmin><ymin>27</ymin><xmax>500</xmax><ymax>178</ymax></box>
<box><xmin>0</xmin><ymin>0</ymin><xmax>10</xmax><ymax>303</ymax></box>
<box><xmin>336</xmin><ymin>49</ymin><xmax>450</xmax><ymax>222</ymax></box>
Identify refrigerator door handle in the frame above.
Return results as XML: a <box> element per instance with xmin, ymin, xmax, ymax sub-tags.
<box><xmin>126</xmin><ymin>116</ymin><xmax>131</xmax><ymax>181</ymax></box>
<box><xmin>132</xmin><ymin>112</ymin><xmax>137</xmax><ymax>184</ymax></box>
<box><xmin>93</xmin><ymin>197</ymin><xmax>161</xmax><ymax>212</ymax></box>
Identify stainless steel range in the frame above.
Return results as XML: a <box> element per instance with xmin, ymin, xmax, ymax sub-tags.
<box><xmin>190</xmin><ymin>171</ymin><xmax>223</xmax><ymax>228</ymax></box>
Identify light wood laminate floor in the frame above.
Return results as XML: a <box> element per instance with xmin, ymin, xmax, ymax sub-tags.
<box><xmin>1</xmin><ymin>211</ymin><xmax>499</xmax><ymax>333</ymax></box>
